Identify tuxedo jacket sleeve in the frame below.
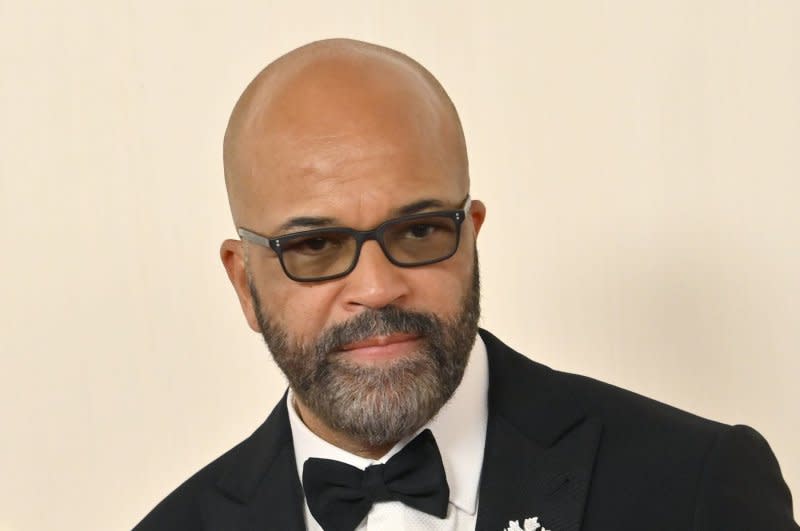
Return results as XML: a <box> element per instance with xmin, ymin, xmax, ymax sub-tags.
<box><xmin>134</xmin><ymin>329</ymin><xmax>798</xmax><ymax>530</ymax></box>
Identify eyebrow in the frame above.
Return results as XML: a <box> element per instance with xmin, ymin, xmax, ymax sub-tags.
<box><xmin>276</xmin><ymin>216</ymin><xmax>337</xmax><ymax>233</ymax></box>
<box><xmin>395</xmin><ymin>198</ymin><xmax>446</xmax><ymax>215</ymax></box>
<box><xmin>275</xmin><ymin>198</ymin><xmax>449</xmax><ymax>234</ymax></box>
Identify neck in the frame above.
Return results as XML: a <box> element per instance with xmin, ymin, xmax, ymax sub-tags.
<box><xmin>292</xmin><ymin>395</ymin><xmax>396</xmax><ymax>460</ymax></box>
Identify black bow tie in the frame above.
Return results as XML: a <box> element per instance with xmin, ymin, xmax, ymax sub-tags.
<box><xmin>302</xmin><ymin>429</ymin><xmax>450</xmax><ymax>531</ymax></box>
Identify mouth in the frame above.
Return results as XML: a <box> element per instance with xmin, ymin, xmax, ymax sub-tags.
<box><xmin>337</xmin><ymin>333</ymin><xmax>421</xmax><ymax>364</ymax></box>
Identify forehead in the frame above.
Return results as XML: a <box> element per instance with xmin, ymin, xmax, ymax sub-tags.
<box><xmin>249</xmin><ymin>130</ymin><xmax>464</xmax><ymax>233</ymax></box>
<box><xmin>233</xmin><ymin>58</ymin><xmax>467</xmax><ymax>230</ymax></box>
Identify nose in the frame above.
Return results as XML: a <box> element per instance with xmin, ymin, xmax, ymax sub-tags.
<box><xmin>341</xmin><ymin>240</ymin><xmax>410</xmax><ymax>310</ymax></box>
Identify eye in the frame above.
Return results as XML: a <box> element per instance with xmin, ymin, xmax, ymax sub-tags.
<box><xmin>406</xmin><ymin>223</ymin><xmax>436</xmax><ymax>239</ymax></box>
<box><xmin>282</xmin><ymin>234</ymin><xmax>345</xmax><ymax>255</ymax></box>
<box><xmin>303</xmin><ymin>237</ymin><xmax>329</xmax><ymax>251</ymax></box>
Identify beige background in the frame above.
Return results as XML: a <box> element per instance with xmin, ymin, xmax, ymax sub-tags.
<box><xmin>1</xmin><ymin>1</ymin><xmax>798</xmax><ymax>529</ymax></box>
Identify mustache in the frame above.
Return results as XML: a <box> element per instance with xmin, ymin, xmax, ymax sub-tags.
<box><xmin>315</xmin><ymin>306</ymin><xmax>440</xmax><ymax>355</ymax></box>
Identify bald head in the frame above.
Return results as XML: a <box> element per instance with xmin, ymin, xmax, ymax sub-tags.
<box><xmin>222</xmin><ymin>39</ymin><xmax>469</xmax><ymax>227</ymax></box>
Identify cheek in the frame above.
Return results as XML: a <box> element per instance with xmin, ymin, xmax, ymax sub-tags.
<box><xmin>408</xmin><ymin>259</ymin><xmax>473</xmax><ymax>316</ymax></box>
<box><xmin>258</xmin><ymin>280</ymin><xmax>340</xmax><ymax>343</ymax></box>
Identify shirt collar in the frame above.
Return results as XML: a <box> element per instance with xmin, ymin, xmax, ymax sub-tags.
<box><xmin>287</xmin><ymin>334</ymin><xmax>489</xmax><ymax>515</ymax></box>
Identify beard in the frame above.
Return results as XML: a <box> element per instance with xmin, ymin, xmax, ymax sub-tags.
<box><xmin>249</xmin><ymin>255</ymin><xmax>481</xmax><ymax>447</ymax></box>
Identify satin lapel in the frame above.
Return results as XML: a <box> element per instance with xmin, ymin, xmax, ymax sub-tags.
<box><xmin>475</xmin><ymin>330</ymin><xmax>603</xmax><ymax>531</ymax></box>
<box><xmin>475</xmin><ymin>415</ymin><xmax>602</xmax><ymax>531</ymax></box>
<box><xmin>215</xmin><ymin>394</ymin><xmax>307</xmax><ymax>531</ymax></box>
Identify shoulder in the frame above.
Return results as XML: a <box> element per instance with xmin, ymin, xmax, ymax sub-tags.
<box><xmin>479</xmin><ymin>328</ymin><xmax>726</xmax><ymax>442</ymax></box>
<box><xmin>481</xmin><ymin>327</ymin><xmax>736</xmax><ymax>490</ymax></box>
<box><xmin>133</xmin><ymin>442</ymin><xmax>242</xmax><ymax>530</ymax></box>
<box><xmin>133</xmin><ymin>396</ymin><xmax>294</xmax><ymax>530</ymax></box>
<box><xmin>480</xmin><ymin>329</ymin><xmax>798</xmax><ymax>529</ymax></box>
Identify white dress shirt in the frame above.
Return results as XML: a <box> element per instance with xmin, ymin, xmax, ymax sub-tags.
<box><xmin>287</xmin><ymin>335</ymin><xmax>489</xmax><ymax>530</ymax></box>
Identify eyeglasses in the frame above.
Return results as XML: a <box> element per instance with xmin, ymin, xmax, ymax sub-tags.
<box><xmin>238</xmin><ymin>196</ymin><xmax>472</xmax><ymax>282</ymax></box>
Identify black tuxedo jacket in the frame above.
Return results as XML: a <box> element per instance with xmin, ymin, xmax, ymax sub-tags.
<box><xmin>135</xmin><ymin>329</ymin><xmax>798</xmax><ymax>530</ymax></box>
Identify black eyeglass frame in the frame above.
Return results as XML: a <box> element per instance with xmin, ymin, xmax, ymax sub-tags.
<box><xmin>238</xmin><ymin>196</ymin><xmax>472</xmax><ymax>282</ymax></box>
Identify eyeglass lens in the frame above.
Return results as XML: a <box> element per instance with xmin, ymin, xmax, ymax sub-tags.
<box><xmin>279</xmin><ymin>214</ymin><xmax>459</xmax><ymax>280</ymax></box>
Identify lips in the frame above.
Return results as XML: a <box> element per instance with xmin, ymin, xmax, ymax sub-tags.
<box><xmin>337</xmin><ymin>333</ymin><xmax>421</xmax><ymax>362</ymax></box>
<box><xmin>340</xmin><ymin>333</ymin><xmax>419</xmax><ymax>350</ymax></box>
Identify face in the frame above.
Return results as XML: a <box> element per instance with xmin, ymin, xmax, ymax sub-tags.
<box><xmin>221</xmin><ymin>56</ymin><xmax>486</xmax><ymax>446</ymax></box>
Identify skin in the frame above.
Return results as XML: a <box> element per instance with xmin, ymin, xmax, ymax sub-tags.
<box><xmin>220</xmin><ymin>39</ymin><xmax>486</xmax><ymax>458</ymax></box>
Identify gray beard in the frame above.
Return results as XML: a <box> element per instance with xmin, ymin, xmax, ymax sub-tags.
<box><xmin>250</xmin><ymin>256</ymin><xmax>480</xmax><ymax>447</ymax></box>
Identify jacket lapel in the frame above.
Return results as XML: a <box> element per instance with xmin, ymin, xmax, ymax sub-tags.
<box><xmin>215</xmin><ymin>394</ymin><xmax>307</xmax><ymax>531</ymax></box>
<box><xmin>476</xmin><ymin>330</ymin><xmax>603</xmax><ymax>531</ymax></box>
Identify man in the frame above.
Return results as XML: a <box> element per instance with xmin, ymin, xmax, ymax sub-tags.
<box><xmin>135</xmin><ymin>39</ymin><xmax>798</xmax><ymax>530</ymax></box>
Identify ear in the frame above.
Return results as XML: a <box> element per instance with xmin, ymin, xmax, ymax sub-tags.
<box><xmin>220</xmin><ymin>239</ymin><xmax>262</xmax><ymax>333</ymax></box>
<box><xmin>468</xmin><ymin>199</ymin><xmax>486</xmax><ymax>237</ymax></box>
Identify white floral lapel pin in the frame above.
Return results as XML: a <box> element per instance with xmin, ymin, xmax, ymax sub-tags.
<box><xmin>503</xmin><ymin>516</ymin><xmax>551</xmax><ymax>531</ymax></box>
